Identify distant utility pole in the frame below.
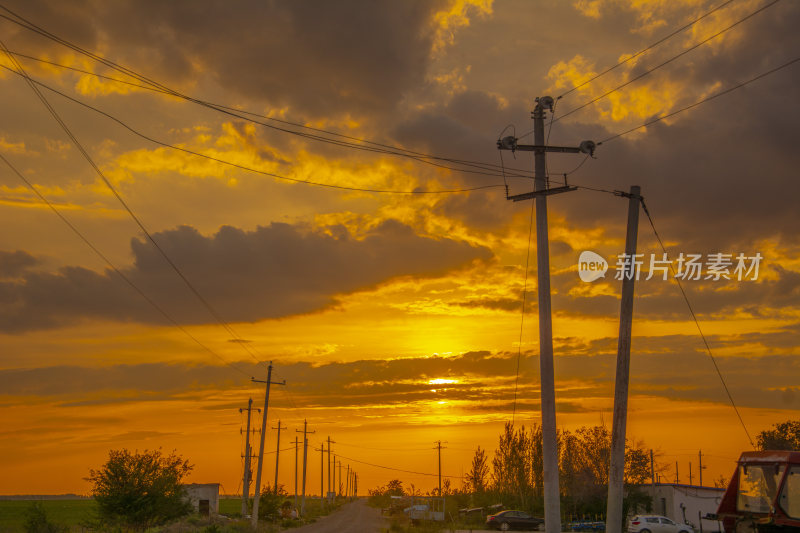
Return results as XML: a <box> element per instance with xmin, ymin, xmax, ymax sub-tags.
<box><xmin>434</xmin><ymin>441</ymin><xmax>447</xmax><ymax>497</ymax></box>
<box><xmin>497</xmin><ymin>96</ymin><xmax>595</xmax><ymax>533</ymax></box>
<box><xmin>316</xmin><ymin>443</ymin><xmax>324</xmax><ymax>500</ymax></box>
<box><xmin>650</xmin><ymin>449</ymin><xmax>655</xmax><ymax>487</ymax></box>
<box><xmin>294</xmin><ymin>436</ymin><xmax>300</xmax><ymax>510</ymax></box>
<box><xmin>327</xmin><ymin>436</ymin><xmax>336</xmax><ymax>500</ymax></box>
<box><xmin>239</xmin><ymin>398</ymin><xmax>260</xmax><ymax>518</ymax></box>
<box><xmin>345</xmin><ymin>464</ymin><xmax>350</xmax><ymax>499</ymax></box>
<box><xmin>606</xmin><ymin>185</ymin><xmax>641</xmax><ymax>533</ymax></box>
<box><xmin>689</xmin><ymin>462</ymin><xmax>693</xmax><ymax>486</ymax></box>
<box><xmin>676</xmin><ymin>462</ymin><xmax>680</xmax><ymax>484</ymax></box>
<box><xmin>699</xmin><ymin>450</ymin><xmax>704</xmax><ymax>486</ymax></box>
<box><xmin>332</xmin><ymin>454</ymin><xmax>337</xmax><ymax>498</ymax></box>
<box><xmin>338</xmin><ymin>459</ymin><xmax>344</xmax><ymax>497</ymax></box>
<box><xmin>272</xmin><ymin>420</ymin><xmax>287</xmax><ymax>494</ymax></box>
<box><xmin>250</xmin><ymin>362</ymin><xmax>286</xmax><ymax>528</ymax></box>
<box><xmin>296</xmin><ymin>420</ymin><xmax>315</xmax><ymax>515</ymax></box>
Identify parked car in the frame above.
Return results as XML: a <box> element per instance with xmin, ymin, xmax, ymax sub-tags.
<box><xmin>628</xmin><ymin>515</ymin><xmax>692</xmax><ymax>533</ymax></box>
<box><xmin>486</xmin><ymin>510</ymin><xmax>545</xmax><ymax>531</ymax></box>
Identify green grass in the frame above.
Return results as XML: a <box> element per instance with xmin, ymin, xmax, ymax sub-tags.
<box><xmin>0</xmin><ymin>499</ymin><xmax>97</xmax><ymax>533</ymax></box>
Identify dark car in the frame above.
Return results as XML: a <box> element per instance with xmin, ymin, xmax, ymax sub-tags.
<box><xmin>486</xmin><ymin>510</ymin><xmax>545</xmax><ymax>531</ymax></box>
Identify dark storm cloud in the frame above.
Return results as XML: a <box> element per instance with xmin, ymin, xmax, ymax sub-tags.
<box><xmin>0</xmin><ymin>219</ymin><xmax>491</xmax><ymax>332</ymax></box>
<box><xmin>2</xmin><ymin>0</ymin><xmax>449</xmax><ymax>117</ymax></box>
<box><xmin>0</xmin><ymin>250</ymin><xmax>38</xmax><ymax>277</ymax></box>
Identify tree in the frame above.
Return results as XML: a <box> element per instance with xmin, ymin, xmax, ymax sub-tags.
<box><xmin>385</xmin><ymin>479</ymin><xmax>404</xmax><ymax>496</ymax></box>
<box><xmin>87</xmin><ymin>448</ymin><xmax>193</xmax><ymax>530</ymax></box>
<box><xmin>466</xmin><ymin>446</ymin><xmax>489</xmax><ymax>493</ymax></box>
<box><xmin>756</xmin><ymin>419</ymin><xmax>800</xmax><ymax>451</ymax></box>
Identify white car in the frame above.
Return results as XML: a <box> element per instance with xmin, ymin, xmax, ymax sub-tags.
<box><xmin>628</xmin><ymin>515</ymin><xmax>692</xmax><ymax>533</ymax></box>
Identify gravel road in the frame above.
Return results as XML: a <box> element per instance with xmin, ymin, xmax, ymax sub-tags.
<box><xmin>289</xmin><ymin>499</ymin><xmax>387</xmax><ymax>533</ymax></box>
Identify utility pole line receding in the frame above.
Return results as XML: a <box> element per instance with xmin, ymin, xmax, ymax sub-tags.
<box><xmin>606</xmin><ymin>185</ymin><xmax>641</xmax><ymax>533</ymax></box>
<box><xmin>497</xmin><ymin>96</ymin><xmax>595</xmax><ymax>533</ymax></box>
<box><xmin>272</xmin><ymin>420</ymin><xmax>287</xmax><ymax>494</ymax></box>
<box><xmin>239</xmin><ymin>398</ymin><xmax>260</xmax><ymax>518</ymax></box>
<box><xmin>296</xmin><ymin>419</ymin><xmax>315</xmax><ymax>516</ymax></box>
<box><xmin>250</xmin><ymin>362</ymin><xmax>286</xmax><ymax>528</ymax></box>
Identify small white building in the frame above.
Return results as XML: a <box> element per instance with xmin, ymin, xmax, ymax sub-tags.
<box><xmin>184</xmin><ymin>483</ymin><xmax>220</xmax><ymax>516</ymax></box>
<box><xmin>646</xmin><ymin>483</ymin><xmax>725</xmax><ymax>532</ymax></box>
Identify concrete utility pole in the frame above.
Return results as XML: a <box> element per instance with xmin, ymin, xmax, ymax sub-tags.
<box><xmin>497</xmin><ymin>96</ymin><xmax>595</xmax><ymax>533</ymax></box>
<box><xmin>689</xmin><ymin>462</ymin><xmax>693</xmax><ymax>486</ymax></box>
<box><xmin>345</xmin><ymin>464</ymin><xmax>350</xmax><ymax>498</ymax></box>
<box><xmin>251</xmin><ymin>362</ymin><xmax>286</xmax><ymax>528</ymax></box>
<box><xmin>676</xmin><ymin>461</ymin><xmax>680</xmax><ymax>484</ymax></box>
<box><xmin>332</xmin><ymin>455</ymin><xmax>337</xmax><ymax>498</ymax></box>
<box><xmin>434</xmin><ymin>441</ymin><xmax>447</xmax><ymax>497</ymax></box>
<box><xmin>326</xmin><ymin>436</ymin><xmax>336</xmax><ymax>501</ymax></box>
<box><xmin>606</xmin><ymin>185</ymin><xmax>641</xmax><ymax>533</ymax></box>
<box><xmin>272</xmin><ymin>420</ymin><xmax>287</xmax><ymax>494</ymax></box>
<box><xmin>239</xmin><ymin>398</ymin><xmax>260</xmax><ymax>518</ymax></box>
<box><xmin>296</xmin><ymin>420</ymin><xmax>315</xmax><ymax>515</ymax></box>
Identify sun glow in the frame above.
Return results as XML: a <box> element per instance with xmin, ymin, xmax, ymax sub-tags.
<box><xmin>428</xmin><ymin>378</ymin><xmax>459</xmax><ymax>385</ymax></box>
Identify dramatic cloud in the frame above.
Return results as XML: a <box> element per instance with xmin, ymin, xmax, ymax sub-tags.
<box><xmin>0</xmin><ymin>219</ymin><xmax>491</xmax><ymax>332</ymax></box>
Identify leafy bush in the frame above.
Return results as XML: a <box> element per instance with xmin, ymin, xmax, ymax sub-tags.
<box><xmin>23</xmin><ymin>502</ymin><xmax>68</xmax><ymax>533</ymax></box>
<box><xmin>87</xmin><ymin>448</ymin><xmax>193</xmax><ymax>530</ymax></box>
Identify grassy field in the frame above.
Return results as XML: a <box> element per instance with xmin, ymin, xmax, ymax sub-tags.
<box><xmin>0</xmin><ymin>496</ymin><xmax>342</xmax><ymax>532</ymax></box>
<box><xmin>0</xmin><ymin>499</ymin><xmax>97</xmax><ymax>533</ymax></box>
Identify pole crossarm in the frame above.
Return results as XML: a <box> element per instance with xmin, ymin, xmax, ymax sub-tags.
<box><xmin>508</xmin><ymin>186</ymin><xmax>577</xmax><ymax>201</ymax></box>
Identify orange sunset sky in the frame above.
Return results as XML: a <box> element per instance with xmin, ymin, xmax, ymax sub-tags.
<box><xmin>1</xmin><ymin>0</ymin><xmax>799</xmax><ymax>496</ymax></box>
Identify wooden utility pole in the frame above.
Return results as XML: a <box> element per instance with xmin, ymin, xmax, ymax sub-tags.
<box><xmin>332</xmin><ymin>454</ymin><xmax>337</xmax><ymax>498</ymax></box>
<box><xmin>497</xmin><ymin>96</ymin><xmax>595</xmax><ymax>533</ymax></box>
<box><xmin>326</xmin><ymin>436</ymin><xmax>335</xmax><ymax>501</ymax></box>
<box><xmin>272</xmin><ymin>420</ymin><xmax>287</xmax><ymax>494</ymax></box>
<box><xmin>294</xmin><ymin>436</ymin><xmax>300</xmax><ymax>510</ymax></box>
<box><xmin>239</xmin><ymin>398</ymin><xmax>259</xmax><ymax>518</ymax></box>
<box><xmin>434</xmin><ymin>440</ymin><xmax>447</xmax><ymax>497</ymax></box>
<box><xmin>650</xmin><ymin>449</ymin><xmax>655</xmax><ymax>487</ymax></box>
<box><xmin>337</xmin><ymin>459</ymin><xmax>344</xmax><ymax>496</ymax></box>
<box><xmin>606</xmin><ymin>185</ymin><xmax>641</xmax><ymax>533</ymax></box>
<box><xmin>345</xmin><ymin>464</ymin><xmax>350</xmax><ymax>498</ymax></box>
<box><xmin>699</xmin><ymin>450</ymin><xmax>704</xmax><ymax>486</ymax></box>
<box><xmin>296</xmin><ymin>420</ymin><xmax>315</xmax><ymax>515</ymax></box>
<box><xmin>250</xmin><ymin>362</ymin><xmax>286</xmax><ymax>528</ymax></box>
<box><xmin>689</xmin><ymin>462</ymin><xmax>693</xmax><ymax>485</ymax></box>
<box><xmin>316</xmin><ymin>443</ymin><xmax>324</xmax><ymax>500</ymax></box>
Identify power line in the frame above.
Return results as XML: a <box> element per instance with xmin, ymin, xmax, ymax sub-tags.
<box><xmin>0</xmin><ymin>11</ymin><xmax>539</xmax><ymax>182</ymax></box>
<box><xmin>333</xmin><ymin>452</ymin><xmax>464</xmax><ymax>479</ymax></box>
<box><xmin>0</xmin><ymin>152</ymin><xmax>253</xmax><ymax>378</ymax></box>
<box><xmin>0</xmin><ymin>41</ymin><xmax>263</xmax><ymax>364</ymax></box>
<box><xmin>638</xmin><ymin>197</ymin><xmax>755</xmax><ymax>449</ymax></box>
<box><xmin>554</xmin><ymin>0</ymin><xmax>781</xmax><ymax>123</ymax></box>
<box><xmin>0</xmin><ymin>63</ymin><xmax>508</xmax><ymax>195</ymax></box>
<box><xmin>598</xmin><ymin>56</ymin><xmax>800</xmax><ymax>145</ymax></box>
<box><xmin>557</xmin><ymin>0</ymin><xmax>739</xmax><ymax>99</ymax></box>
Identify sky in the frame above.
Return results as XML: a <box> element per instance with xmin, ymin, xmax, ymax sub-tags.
<box><xmin>0</xmin><ymin>0</ymin><xmax>799</xmax><ymax>496</ymax></box>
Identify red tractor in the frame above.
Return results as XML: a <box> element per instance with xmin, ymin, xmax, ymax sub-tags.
<box><xmin>716</xmin><ymin>451</ymin><xmax>800</xmax><ymax>532</ymax></box>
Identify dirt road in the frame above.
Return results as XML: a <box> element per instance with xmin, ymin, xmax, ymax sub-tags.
<box><xmin>289</xmin><ymin>499</ymin><xmax>387</xmax><ymax>533</ymax></box>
